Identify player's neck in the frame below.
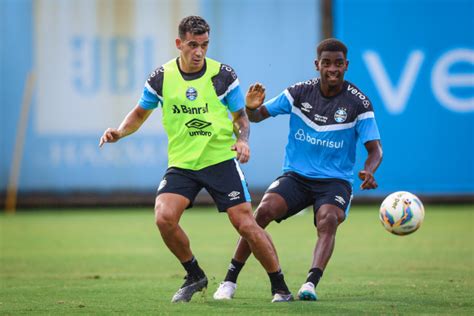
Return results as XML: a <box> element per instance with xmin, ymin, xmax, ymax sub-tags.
<box><xmin>319</xmin><ymin>82</ymin><xmax>344</xmax><ymax>98</ymax></box>
<box><xmin>178</xmin><ymin>56</ymin><xmax>205</xmax><ymax>74</ymax></box>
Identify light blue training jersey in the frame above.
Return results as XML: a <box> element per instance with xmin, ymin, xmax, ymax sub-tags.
<box><xmin>265</xmin><ymin>79</ymin><xmax>380</xmax><ymax>183</ymax></box>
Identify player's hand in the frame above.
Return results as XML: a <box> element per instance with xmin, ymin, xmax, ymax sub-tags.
<box><xmin>246</xmin><ymin>83</ymin><xmax>266</xmax><ymax>110</ymax></box>
<box><xmin>358</xmin><ymin>170</ymin><xmax>378</xmax><ymax>190</ymax></box>
<box><xmin>231</xmin><ymin>140</ymin><xmax>250</xmax><ymax>164</ymax></box>
<box><xmin>99</xmin><ymin>128</ymin><xmax>122</xmax><ymax>147</ymax></box>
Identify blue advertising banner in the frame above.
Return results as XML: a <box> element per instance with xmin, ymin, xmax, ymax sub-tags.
<box><xmin>2</xmin><ymin>0</ymin><xmax>472</xmax><ymax>199</ymax></box>
<box><xmin>335</xmin><ymin>0</ymin><xmax>474</xmax><ymax>195</ymax></box>
<box><xmin>1</xmin><ymin>0</ymin><xmax>320</xmax><ymax>193</ymax></box>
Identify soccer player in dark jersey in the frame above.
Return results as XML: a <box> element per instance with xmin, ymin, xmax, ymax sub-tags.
<box><xmin>214</xmin><ymin>38</ymin><xmax>383</xmax><ymax>301</ymax></box>
<box><xmin>99</xmin><ymin>16</ymin><xmax>292</xmax><ymax>303</ymax></box>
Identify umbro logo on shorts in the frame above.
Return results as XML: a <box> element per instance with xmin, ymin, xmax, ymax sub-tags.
<box><xmin>228</xmin><ymin>191</ymin><xmax>241</xmax><ymax>200</ymax></box>
<box><xmin>335</xmin><ymin>195</ymin><xmax>346</xmax><ymax>205</ymax></box>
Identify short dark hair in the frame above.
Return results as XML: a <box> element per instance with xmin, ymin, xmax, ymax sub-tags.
<box><xmin>317</xmin><ymin>38</ymin><xmax>348</xmax><ymax>58</ymax></box>
<box><xmin>178</xmin><ymin>16</ymin><xmax>210</xmax><ymax>39</ymax></box>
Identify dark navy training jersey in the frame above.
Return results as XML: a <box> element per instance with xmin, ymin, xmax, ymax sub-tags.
<box><xmin>138</xmin><ymin>58</ymin><xmax>244</xmax><ymax>112</ymax></box>
<box><xmin>265</xmin><ymin>79</ymin><xmax>380</xmax><ymax>183</ymax></box>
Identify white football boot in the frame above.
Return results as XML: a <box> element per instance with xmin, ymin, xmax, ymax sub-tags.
<box><xmin>297</xmin><ymin>282</ymin><xmax>318</xmax><ymax>301</ymax></box>
<box><xmin>271</xmin><ymin>292</ymin><xmax>294</xmax><ymax>303</ymax></box>
<box><xmin>213</xmin><ymin>281</ymin><xmax>237</xmax><ymax>300</ymax></box>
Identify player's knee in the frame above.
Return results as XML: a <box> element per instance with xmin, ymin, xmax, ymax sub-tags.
<box><xmin>155</xmin><ymin>212</ymin><xmax>170</xmax><ymax>231</ymax></box>
<box><xmin>236</xmin><ymin>220</ymin><xmax>259</xmax><ymax>242</ymax></box>
<box><xmin>254</xmin><ymin>205</ymin><xmax>276</xmax><ymax>228</ymax></box>
<box><xmin>254</xmin><ymin>199</ymin><xmax>283</xmax><ymax>227</ymax></box>
<box><xmin>317</xmin><ymin>212</ymin><xmax>339</xmax><ymax>234</ymax></box>
<box><xmin>155</xmin><ymin>205</ymin><xmax>177</xmax><ymax>232</ymax></box>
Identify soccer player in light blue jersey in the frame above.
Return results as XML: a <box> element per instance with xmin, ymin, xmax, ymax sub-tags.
<box><xmin>214</xmin><ymin>38</ymin><xmax>383</xmax><ymax>301</ymax></box>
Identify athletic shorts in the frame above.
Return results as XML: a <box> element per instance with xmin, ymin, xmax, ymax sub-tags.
<box><xmin>266</xmin><ymin>171</ymin><xmax>353</xmax><ymax>226</ymax></box>
<box><xmin>156</xmin><ymin>158</ymin><xmax>251</xmax><ymax>212</ymax></box>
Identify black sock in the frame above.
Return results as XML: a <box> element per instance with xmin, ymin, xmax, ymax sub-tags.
<box><xmin>181</xmin><ymin>256</ymin><xmax>205</xmax><ymax>279</ymax></box>
<box><xmin>306</xmin><ymin>267</ymin><xmax>323</xmax><ymax>287</ymax></box>
<box><xmin>268</xmin><ymin>270</ymin><xmax>290</xmax><ymax>294</ymax></box>
<box><xmin>224</xmin><ymin>258</ymin><xmax>245</xmax><ymax>283</ymax></box>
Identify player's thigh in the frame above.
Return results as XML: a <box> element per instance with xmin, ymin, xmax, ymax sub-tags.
<box><xmin>254</xmin><ymin>193</ymin><xmax>289</xmax><ymax>227</ymax></box>
<box><xmin>201</xmin><ymin>159</ymin><xmax>251</xmax><ymax>212</ymax></box>
<box><xmin>313</xmin><ymin>180</ymin><xmax>352</xmax><ymax>226</ymax></box>
<box><xmin>315</xmin><ymin>204</ymin><xmax>346</xmax><ymax>228</ymax></box>
<box><xmin>156</xmin><ymin>167</ymin><xmax>202</xmax><ymax>210</ymax></box>
<box><xmin>265</xmin><ymin>172</ymin><xmax>314</xmax><ymax>223</ymax></box>
<box><xmin>226</xmin><ymin>202</ymin><xmax>255</xmax><ymax>231</ymax></box>
<box><xmin>154</xmin><ymin>193</ymin><xmax>190</xmax><ymax>225</ymax></box>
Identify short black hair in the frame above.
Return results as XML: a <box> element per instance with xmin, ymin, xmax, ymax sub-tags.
<box><xmin>317</xmin><ymin>38</ymin><xmax>348</xmax><ymax>58</ymax></box>
<box><xmin>178</xmin><ymin>16</ymin><xmax>210</xmax><ymax>39</ymax></box>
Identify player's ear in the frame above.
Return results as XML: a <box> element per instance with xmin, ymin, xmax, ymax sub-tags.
<box><xmin>314</xmin><ymin>59</ymin><xmax>320</xmax><ymax>71</ymax></box>
<box><xmin>175</xmin><ymin>38</ymin><xmax>182</xmax><ymax>50</ymax></box>
<box><xmin>345</xmin><ymin>59</ymin><xmax>349</xmax><ymax>70</ymax></box>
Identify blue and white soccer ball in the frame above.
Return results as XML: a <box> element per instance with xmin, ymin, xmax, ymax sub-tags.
<box><xmin>379</xmin><ymin>191</ymin><xmax>425</xmax><ymax>236</ymax></box>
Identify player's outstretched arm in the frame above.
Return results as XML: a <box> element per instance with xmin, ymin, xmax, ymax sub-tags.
<box><xmin>231</xmin><ymin>108</ymin><xmax>250</xmax><ymax>164</ymax></box>
<box><xmin>245</xmin><ymin>83</ymin><xmax>270</xmax><ymax>122</ymax></box>
<box><xmin>358</xmin><ymin>140</ymin><xmax>383</xmax><ymax>190</ymax></box>
<box><xmin>99</xmin><ymin>105</ymin><xmax>153</xmax><ymax>147</ymax></box>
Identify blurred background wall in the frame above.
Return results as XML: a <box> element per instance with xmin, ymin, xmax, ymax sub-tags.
<box><xmin>1</xmin><ymin>0</ymin><xmax>473</xmax><ymax>207</ymax></box>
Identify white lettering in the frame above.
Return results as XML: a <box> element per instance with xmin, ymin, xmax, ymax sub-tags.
<box><xmin>363</xmin><ymin>50</ymin><xmax>424</xmax><ymax>114</ymax></box>
<box><xmin>295</xmin><ymin>129</ymin><xmax>343</xmax><ymax>149</ymax></box>
<box><xmin>431</xmin><ymin>49</ymin><xmax>474</xmax><ymax>112</ymax></box>
<box><xmin>49</xmin><ymin>141</ymin><xmax>167</xmax><ymax>166</ymax></box>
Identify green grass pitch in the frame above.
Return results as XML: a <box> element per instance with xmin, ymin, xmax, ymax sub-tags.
<box><xmin>1</xmin><ymin>205</ymin><xmax>473</xmax><ymax>315</ymax></box>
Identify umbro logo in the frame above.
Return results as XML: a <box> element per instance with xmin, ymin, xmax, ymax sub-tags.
<box><xmin>228</xmin><ymin>191</ymin><xmax>241</xmax><ymax>200</ymax></box>
<box><xmin>301</xmin><ymin>102</ymin><xmax>313</xmax><ymax>113</ymax></box>
<box><xmin>335</xmin><ymin>195</ymin><xmax>346</xmax><ymax>205</ymax></box>
<box><xmin>185</xmin><ymin>118</ymin><xmax>212</xmax><ymax>130</ymax></box>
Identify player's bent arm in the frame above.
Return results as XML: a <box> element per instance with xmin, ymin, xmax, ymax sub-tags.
<box><xmin>231</xmin><ymin>109</ymin><xmax>250</xmax><ymax>163</ymax></box>
<box><xmin>99</xmin><ymin>105</ymin><xmax>153</xmax><ymax>147</ymax></box>
<box><xmin>117</xmin><ymin>105</ymin><xmax>153</xmax><ymax>137</ymax></box>
<box><xmin>364</xmin><ymin>140</ymin><xmax>383</xmax><ymax>173</ymax></box>
<box><xmin>231</xmin><ymin>108</ymin><xmax>250</xmax><ymax>142</ymax></box>
<box><xmin>358</xmin><ymin>140</ymin><xmax>383</xmax><ymax>189</ymax></box>
<box><xmin>246</xmin><ymin>105</ymin><xmax>270</xmax><ymax>123</ymax></box>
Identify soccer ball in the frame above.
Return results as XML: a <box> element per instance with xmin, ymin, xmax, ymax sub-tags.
<box><xmin>379</xmin><ymin>191</ymin><xmax>425</xmax><ymax>236</ymax></box>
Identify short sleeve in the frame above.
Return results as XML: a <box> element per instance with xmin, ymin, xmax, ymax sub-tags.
<box><xmin>138</xmin><ymin>67</ymin><xmax>164</xmax><ymax>109</ymax></box>
<box><xmin>264</xmin><ymin>90</ymin><xmax>293</xmax><ymax>116</ymax></box>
